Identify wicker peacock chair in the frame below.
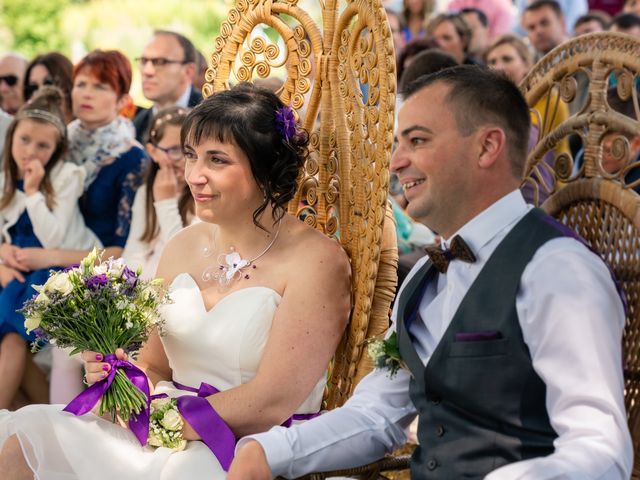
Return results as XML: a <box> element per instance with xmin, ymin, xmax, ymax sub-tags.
<box><xmin>520</xmin><ymin>31</ymin><xmax>640</xmax><ymax>478</ymax></box>
<box><xmin>204</xmin><ymin>1</ymin><xmax>404</xmax><ymax>476</ymax></box>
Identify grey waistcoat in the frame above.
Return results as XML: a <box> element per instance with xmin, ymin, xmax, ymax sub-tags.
<box><xmin>397</xmin><ymin>209</ymin><xmax>561</xmax><ymax>479</ymax></box>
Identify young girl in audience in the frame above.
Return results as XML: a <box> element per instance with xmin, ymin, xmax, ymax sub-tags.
<box><xmin>0</xmin><ymin>87</ymin><xmax>100</xmax><ymax>409</ymax></box>
<box><xmin>122</xmin><ymin>107</ymin><xmax>196</xmax><ymax>278</ymax></box>
<box><xmin>12</xmin><ymin>50</ymin><xmax>147</xmax><ymax>405</ymax></box>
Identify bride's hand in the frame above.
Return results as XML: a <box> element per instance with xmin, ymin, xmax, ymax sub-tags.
<box><xmin>81</xmin><ymin>348</ymin><xmax>127</xmax><ymax>385</ymax></box>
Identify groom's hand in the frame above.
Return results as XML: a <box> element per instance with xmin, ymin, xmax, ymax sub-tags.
<box><xmin>228</xmin><ymin>440</ymin><xmax>273</xmax><ymax>480</ymax></box>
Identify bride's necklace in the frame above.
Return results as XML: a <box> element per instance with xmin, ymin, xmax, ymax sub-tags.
<box><xmin>202</xmin><ymin>221</ymin><xmax>282</xmax><ymax>287</ymax></box>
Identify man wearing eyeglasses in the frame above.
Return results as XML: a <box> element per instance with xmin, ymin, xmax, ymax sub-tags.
<box><xmin>0</xmin><ymin>53</ymin><xmax>27</xmax><ymax>116</ymax></box>
<box><xmin>133</xmin><ymin>30</ymin><xmax>202</xmax><ymax>142</ymax></box>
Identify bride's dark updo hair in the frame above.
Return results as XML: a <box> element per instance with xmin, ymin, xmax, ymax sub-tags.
<box><xmin>181</xmin><ymin>82</ymin><xmax>308</xmax><ymax>229</ymax></box>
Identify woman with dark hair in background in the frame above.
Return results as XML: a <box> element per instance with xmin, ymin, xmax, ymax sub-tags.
<box><xmin>23</xmin><ymin>52</ymin><xmax>74</xmax><ymax>124</ymax></box>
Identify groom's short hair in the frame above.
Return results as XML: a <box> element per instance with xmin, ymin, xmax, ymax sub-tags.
<box><xmin>404</xmin><ymin>65</ymin><xmax>531</xmax><ymax>178</ymax></box>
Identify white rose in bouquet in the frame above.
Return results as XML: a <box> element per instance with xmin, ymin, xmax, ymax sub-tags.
<box><xmin>160</xmin><ymin>409</ymin><xmax>183</xmax><ymax>431</ymax></box>
<box><xmin>45</xmin><ymin>272</ymin><xmax>74</xmax><ymax>296</ymax></box>
<box><xmin>24</xmin><ymin>312</ymin><xmax>42</xmax><ymax>334</ymax></box>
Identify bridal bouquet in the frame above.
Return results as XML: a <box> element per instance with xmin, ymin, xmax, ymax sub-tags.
<box><xmin>21</xmin><ymin>248</ymin><xmax>171</xmax><ymax>443</ymax></box>
<box><xmin>148</xmin><ymin>397</ymin><xmax>186</xmax><ymax>451</ymax></box>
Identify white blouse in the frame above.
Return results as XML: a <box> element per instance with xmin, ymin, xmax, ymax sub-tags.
<box><xmin>0</xmin><ymin>161</ymin><xmax>101</xmax><ymax>250</ymax></box>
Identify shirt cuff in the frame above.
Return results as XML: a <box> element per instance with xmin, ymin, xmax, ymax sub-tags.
<box><xmin>24</xmin><ymin>191</ymin><xmax>46</xmax><ymax>208</ymax></box>
<box><xmin>237</xmin><ymin>428</ymin><xmax>293</xmax><ymax>478</ymax></box>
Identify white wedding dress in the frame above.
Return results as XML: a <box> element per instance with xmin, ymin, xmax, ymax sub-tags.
<box><xmin>0</xmin><ymin>273</ymin><xmax>325</xmax><ymax>479</ymax></box>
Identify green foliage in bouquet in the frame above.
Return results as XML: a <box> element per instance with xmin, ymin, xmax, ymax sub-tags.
<box><xmin>20</xmin><ymin>248</ymin><xmax>172</xmax><ymax>424</ymax></box>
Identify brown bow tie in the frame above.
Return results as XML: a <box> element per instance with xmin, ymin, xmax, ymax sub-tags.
<box><xmin>424</xmin><ymin>235</ymin><xmax>476</xmax><ymax>273</ymax></box>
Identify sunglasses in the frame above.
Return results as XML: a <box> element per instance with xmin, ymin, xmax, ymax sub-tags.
<box><xmin>25</xmin><ymin>78</ymin><xmax>55</xmax><ymax>99</ymax></box>
<box><xmin>0</xmin><ymin>75</ymin><xmax>18</xmax><ymax>87</ymax></box>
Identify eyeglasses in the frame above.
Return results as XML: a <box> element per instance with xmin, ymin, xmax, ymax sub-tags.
<box><xmin>25</xmin><ymin>78</ymin><xmax>55</xmax><ymax>99</ymax></box>
<box><xmin>0</xmin><ymin>75</ymin><xmax>18</xmax><ymax>87</ymax></box>
<box><xmin>136</xmin><ymin>57</ymin><xmax>189</xmax><ymax>68</ymax></box>
<box><xmin>154</xmin><ymin>144</ymin><xmax>184</xmax><ymax>161</ymax></box>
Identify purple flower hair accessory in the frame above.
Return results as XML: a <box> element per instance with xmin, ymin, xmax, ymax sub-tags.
<box><xmin>275</xmin><ymin>106</ymin><xmax>297</xmax><ymax>143</ymax></box>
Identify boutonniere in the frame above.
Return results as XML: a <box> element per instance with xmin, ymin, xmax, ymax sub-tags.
<box><xmin>367</xmin><ymin>332</ymin><xmax>408</xmax><ymax>379</ymax></box>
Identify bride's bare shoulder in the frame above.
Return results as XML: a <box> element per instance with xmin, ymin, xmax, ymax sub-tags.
<box><xmin>156</xmin><ymin>222</ymin><xmax>215</xmax><ymax>283</ymax></box>
<box><xmin>283</xmin><ymin>217</ymin><xmax>350</xmax><ymax>280</ymax></box>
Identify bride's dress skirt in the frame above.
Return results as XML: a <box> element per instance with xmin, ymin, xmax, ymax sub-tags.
<box><xmin>0</xmin><ymin>274</ymin><xmax>325</xmax><ymax>479</ymax></box>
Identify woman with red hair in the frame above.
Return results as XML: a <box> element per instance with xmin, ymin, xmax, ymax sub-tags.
<box><xmin>12</xmin><ymin>50</ymin><xmax>147</xmax><ymax>404</ymax></box>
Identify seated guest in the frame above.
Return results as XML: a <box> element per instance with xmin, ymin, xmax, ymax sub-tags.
<box><xmin>574</xmin><ymin>90</ymin><xmax>640</xmax><ymax>192</ymax></box>
<box><xmin>0</xmin><ymin>54</ymin><xmax>27</xmax><ymax>115</ymax></box>
<box><xmin>0</xmin><ymin>87</ymin><xmax>99</xmax><ymax>410</ymax></box>
<box><xmin>573</xmin><ymin>11</ymin><xmax>611</xmax><ymax>36</ymax></box>
<box><xmin>521</xmin><ymin>0</ymin><xmax>569</xmax><ymax>60</ymax></box>
<box><xmin>448</xmin><ymin>0</ymin><xmax>515</xmax><ymax>39</ymax></box>
<box><xmin>401</xmin><ymin>0</ymin><xmax>434</xmax><ymax>43</ymax></box>
<box><xmin>228</xmin><ymin>65</ymin><xmax>632</xmax><ymax>480</ymax></box>
<box><xmin>133</xmin><ymin>30</ymin><xmax>202</xmax><ymax>142</ymax></box>
<box><xmin>23</xmin><ymin>52</ymin><xmax>74</xmax><ymax>124</ymax></box>
<box><xmin>426</xmin><ymin>13</ymin><xmax>476</xmax><ymax>65</ymax></box>
<box><xmin>122</xmin><ymin>107</ymin><xmax>196</xmax><ymax>278</ymax></box>
<box><xmin>7</xmin><ymin>50</ymin><xmax>147</xmax><ymax>404</ymax></box>
<box><xmin>396</xmin><ymin>37</ymin><xmax>442</xmax><ymax>84</ymax></box>
<box><xmin>460</xmin><ymin>8</ymin><xmax>491</xmax><ymax>63</ymax></box>
<box><xmin>515</xmin><ymin>0</ymin><xmax>588</xmax><ymax>37</ymax></box>
<box><xmin>610</xmin><ymin>12</ymin><xmax>640</xmax><ymax>36</ymax></box>
<box><xmin>485</xmin><ymin>34</ymin><xmax>570</xmax><ymax>159</ymax></box>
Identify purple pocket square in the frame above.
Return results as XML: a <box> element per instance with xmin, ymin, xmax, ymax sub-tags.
<box><xmin>454</xmin><ymin>331</ymin><xmax>503</xmax><ymax>342</ymax></box>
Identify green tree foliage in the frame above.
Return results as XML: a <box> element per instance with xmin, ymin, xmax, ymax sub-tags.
<box><xmin>0</xmin><ymin>0</ymin><xmax>85</xmax><ymax>58</ymax></box>
<box><xmin>1</xmin><ymin>0</ymin><xmax>227</xmax><ymax>61</ymax></box>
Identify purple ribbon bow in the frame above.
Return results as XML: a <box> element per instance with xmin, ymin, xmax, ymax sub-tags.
<box><xmin>172</xmin><ymin>381</ymin><xmax>235</xmax><ymax>471</ymax></box>
<box><xmin>63</xmin><ymin>354</ymin><xmax>150</xmax><ymax>446</ymax></box>
<box><xmin>171</xmin><ymin>381</ymin><xmax>320</xmax><ymax>470</ymax></box>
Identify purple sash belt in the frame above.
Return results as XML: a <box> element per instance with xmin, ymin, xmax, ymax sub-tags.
<box><xmin>170</xmin><ymin>380</ymin><xmax>320</xmax><ymax>470</ymax></box>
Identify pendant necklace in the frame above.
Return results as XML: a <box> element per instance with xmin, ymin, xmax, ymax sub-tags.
<box><xmin>202</xmin><ymin>221</ymin><xmax>282</xmax><ymax>287</ymax></box>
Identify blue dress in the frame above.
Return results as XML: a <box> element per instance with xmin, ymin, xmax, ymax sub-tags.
<box><xmin>0</xmin><ymin>182</ymin><xmax>54</xmax><ymax>342</ymax></box>
<box><xmin>80</xmin><ymin>146</ymin><xmax>147</xmax><ymax>247</ymax></box>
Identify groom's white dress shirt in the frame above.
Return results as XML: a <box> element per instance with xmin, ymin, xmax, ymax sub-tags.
<box><xmin>240</xmin><ymin>190</ymin><xmax>632</xmax><ymax>479</ymax></box>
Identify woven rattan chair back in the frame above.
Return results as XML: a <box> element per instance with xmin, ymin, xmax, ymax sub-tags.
<box><xmin>204</xmin><ymin>0</ymin><xmax>398</xmax><ymax>410</ymax></box>
<box><xmin>520</xmin><ymin>32</ymin><xmax>640</xmax><ymax>477</ymax></box>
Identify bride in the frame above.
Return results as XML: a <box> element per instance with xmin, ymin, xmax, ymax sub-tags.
<box><xmin>0</xmin><ymin>83</ymin><xmax>351</xmax><ymax>479</ymax></box>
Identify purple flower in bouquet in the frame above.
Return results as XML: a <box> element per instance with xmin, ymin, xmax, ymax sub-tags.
<box><xmin>275</xmin><ymin>106</ymin><xmax>297</xmax><ymax>143</ymax></box>
<box><xmin>85</xmin><ymin>273</ymin><xmax>109</xmax><ymax>292</ymax></box>
<box><xmin>63</xmin><ymin>263</ymin><xmax>80</xmax><ymax>272</ymax></box>
<box><xmin>121</xmin><ymin>266</ymin><xmax>138</xmax><ymax>293</ymax></box>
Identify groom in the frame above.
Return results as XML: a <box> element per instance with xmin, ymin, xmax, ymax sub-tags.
<box><xmin>228</xmin><ymin>66</ymin><xmax>632</xmax><ymax>479</ymax></box>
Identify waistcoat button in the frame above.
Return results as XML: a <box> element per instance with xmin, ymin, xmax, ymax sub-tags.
<box><xmin>427</xmin><ymin>459</ymin><xmax>438</xmax><ymax>470</ymax></box>
<box><xmin>436</xmin><ymin>425</ymin><xmax>445</xmax><ymax>437</ymax></box>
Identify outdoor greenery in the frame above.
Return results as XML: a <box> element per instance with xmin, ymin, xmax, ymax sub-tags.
<box><xmin>1</xmin><ymin>0</ymin><xmax>229</xmax><ymax>63</ymax></box>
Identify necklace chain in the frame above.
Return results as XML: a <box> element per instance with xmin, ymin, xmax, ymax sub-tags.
<box><xmin>202</xmin><ymin>221</ymin><xmax>282</xmax><ymax>286</ymax></box>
